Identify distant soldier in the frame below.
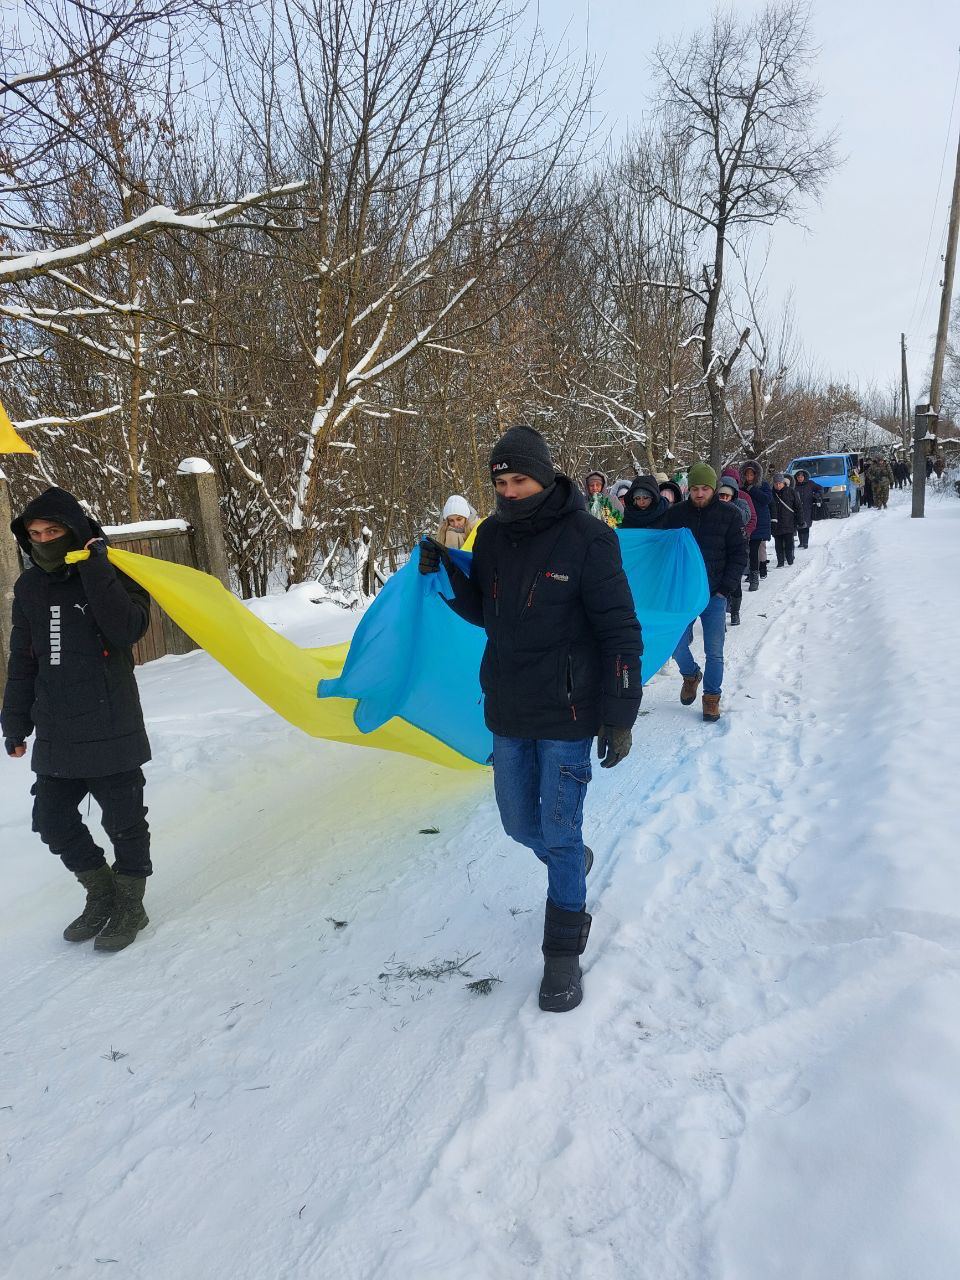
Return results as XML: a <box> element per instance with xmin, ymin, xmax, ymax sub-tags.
<box><xmin>870</xmin><ymin>458</ymin><xmax>894</xmax><ymax>510</ymax></box>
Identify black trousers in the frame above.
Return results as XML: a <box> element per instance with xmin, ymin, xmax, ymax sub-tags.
<box><xmin>798</xmin><ymin>526</ymin><xmax>810</xmax><ymax>549</ymax></box>
<box><xmin>748</xmin><ymin>540</ymin><xmax>762</xmax><ymax>572</ymax></box>
<box><xmin>32</xmin><ymin>769</ymin><xmax>151</xmax><ymax>877</ymax></box>
<box><xmin>774</xmin><ymin>533</ymin><xmax>795</xmax><ymax>565</ymax></box>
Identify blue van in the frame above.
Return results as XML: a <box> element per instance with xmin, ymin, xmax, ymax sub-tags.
<box><xmin>785</xmin><ymin>453</ymin><xmax>860</xmax><ymax>518</ymax></box>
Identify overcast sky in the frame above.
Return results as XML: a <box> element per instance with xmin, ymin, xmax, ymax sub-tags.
<box><xmin>536</xmin><ymin>0</ymin><xmax>960</xmax><ymax>403</ymax></box>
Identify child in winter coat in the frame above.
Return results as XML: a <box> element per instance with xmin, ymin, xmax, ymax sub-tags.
<box><xmin>436</xmin><ymin>495</ymin><xmax>476</xmax><ymax>550</ymax></box>
<box><xmin>2</xmin><ymin>487</ymin><xmax>153</xmax><ymax>952</ymax></box>
<box><xmin>770</xmin><ymin>474</ymin><xmax>803</xmax><ymax>565</ymax></box>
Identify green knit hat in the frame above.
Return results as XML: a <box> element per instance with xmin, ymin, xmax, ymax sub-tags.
<box><xmin>687</xmin><ymin>462</ymin><xmax>717</xmax><ymax>490</ymax></box>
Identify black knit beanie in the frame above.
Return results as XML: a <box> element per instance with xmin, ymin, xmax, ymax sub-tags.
<box><xmin>489</xmin><ymin>425</ymin><xmax>556</xmax><ymax>488</ymax></box>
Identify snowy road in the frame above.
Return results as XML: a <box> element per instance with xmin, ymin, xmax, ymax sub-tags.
<box><xmin>2</xmin><ymin>491</ymin><xmax>960</xmax><ymax>1279</ymax></box>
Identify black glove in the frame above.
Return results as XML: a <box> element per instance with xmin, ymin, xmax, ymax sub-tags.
<box><xmin>418</xmin><ymin>537</ymin><xmax>450</xmax><ymax>576</ymax></box>
<box><xmin>597</xmin><ymin>725</ymin><xmax>632</xmax><ymax>769</ymax></box>
<box><xmin>84</xmin><ymin>537</ymin><xmax>108</xmax><ymax>558</ymax></box>
<box><xmin>5</xmin><ymin>738</ymin><xmax>26</xmax><ymax>757</ymax></box>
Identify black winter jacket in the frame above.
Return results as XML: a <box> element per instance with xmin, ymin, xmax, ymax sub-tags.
<box><xmin>621</xmin><ymin>477</ymin><xmax>669</xmax><ymax>529</ymax></box>
<box><xmin>660</xmin><ymin>495</ymin><xmax>748</xmax><ymax>597</ymax></box>
<box><xmin>769</xmin><ymin>486</ymin><xmax>804</xmax><ymax>538</ymax></box>
<box><xmin>792</xmin><ymin>477</ymin><xmax>821</xmax><ymax>527</ymax></box>
<box><xmin>2</xmin><ymin>488</ymin><xmax>151</xmax><ymax>778</ymax></box>
<box><xmin>742</xmin><ymin>477</ymin><xmax>773</xmax><ymax>540</ymax></box>
<box><xmin>445</xmin><ymin>476</ymin><xmax>643</xmax><ymax>740</ymax></box>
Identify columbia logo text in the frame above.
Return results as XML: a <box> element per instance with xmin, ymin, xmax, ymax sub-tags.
<box><xmin>545</xmin><ymin>571</ymin><xmax>569</xmax><ymax>582</ymax></box>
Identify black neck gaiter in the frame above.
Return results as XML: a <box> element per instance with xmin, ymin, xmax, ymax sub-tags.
<box><xmin>30</xmin><ymin>533</ymin><xmax>75</xmax><ymax>574</ymax></box>
<box><xmin>494</xmin><ymin>481</ymin><xmax>557</xmax><ymax>525</ymax></box>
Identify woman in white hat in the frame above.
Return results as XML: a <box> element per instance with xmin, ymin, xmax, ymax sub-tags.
<box><xmin>436</xmin><ymin>495</ymin><xmax>476</xmax><ymax>550</ymax></box>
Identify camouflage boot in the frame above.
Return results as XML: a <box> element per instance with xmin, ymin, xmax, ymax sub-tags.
<box><xmin>94</xmin><ymin>875</ymin><xmax>149</xmax><ymax>952</ymax></box>
<box><xmin>63</xmin><ymin>864</ymin><xmax>116</xmax><ymax>942</ymax></box>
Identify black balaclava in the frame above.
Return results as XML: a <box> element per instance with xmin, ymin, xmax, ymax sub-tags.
<box><xmin>30</xmin><ymin>531</ymin><xmax>78</xmax><ymax>574</ymax></box>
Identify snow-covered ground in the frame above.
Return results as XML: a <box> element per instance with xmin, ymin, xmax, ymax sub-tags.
<box><xmin>2</xmin><ymin>488</ymin><xmax>959</xmax><ymax>1280</ymax></box>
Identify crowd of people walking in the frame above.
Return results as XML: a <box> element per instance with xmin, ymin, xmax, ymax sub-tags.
<box><xmin>2</xmin><ymin>419</ymin><xmax>943</xmax><ymax>1017</ymax></box>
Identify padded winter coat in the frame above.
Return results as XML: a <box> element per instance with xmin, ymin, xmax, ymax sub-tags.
<box><xmin>721</xmin><ymin>469</ymin><xmax>757</xmax><ymax>539</ymax></box>
<box><xmin>2</xmin><ymin>488</ymin><xmax>151</xmax><ymax>778</ymax></box>
<box><xmin>660</xmin><ymin>495</ymin><xmax>749</xmax><ymax>598</ymax></box>
<box><xmin>792</xmin><ymin>476</ymin><xmax>821</xmax><ymax>527</ymax></box>
<box><xmin>742</xmin><ymin>473</ymin><xmax>773</xmax><ymax>541</ymax></box>
<box><xmin>445</xmin><ymin>475</ymin><xmax>643</xmax><ymax>740</ymax></box>
<box><xmin>769</xmin><ymin>486</ymin><xmax>804</xmax><ymax>538</ymax></box>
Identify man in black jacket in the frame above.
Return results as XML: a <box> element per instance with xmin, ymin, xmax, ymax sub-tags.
<box><xmin>2</xmin><ymin>487</ymin><xmax>153</xmax><ymax>951</ymax></box>
<box><xmin>419</xmin><ymin>425</ymin><xmax>642</xmax><ymax>1013</ymax></box>
<box><xmin>661</xmin><ymin>463</ymin><xmax>747</xmax><ymax>722</ymax></box>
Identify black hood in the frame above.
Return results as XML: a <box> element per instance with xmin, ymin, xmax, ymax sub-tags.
<box><xmin>659</xmin><ymin>480</ymin><xmax>684</xmax><ymax>506</ymax></box>
<box><xmin>12</xmin><ymin>487</ymin><xmax>102</xmax><ymax>559</ymax></box>
<box><xmin>621</xmin><ymin>476</ymin><xmax>668</xmax><ymax>528</ymax></box>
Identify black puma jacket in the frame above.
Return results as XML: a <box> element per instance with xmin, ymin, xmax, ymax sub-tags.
<box><xmin>2</xmin><ymin>487</ymin><xmax>151</xmax><ymax>777</ymax></box>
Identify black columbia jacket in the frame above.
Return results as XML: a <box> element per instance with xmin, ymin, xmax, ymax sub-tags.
<box><xmin>661</xmin><ymin>495</ymin><xmax>748</xmax><ymax>597</ymax></box>
<box><xmin>445</xmin><ymin>476</ymin><xmax>643</xmax><ymax>740</ymax></box>
<box><xmin>2</xmin><ymin>488</ymin><xmax>151</xmax><ymax>778</ymax></box>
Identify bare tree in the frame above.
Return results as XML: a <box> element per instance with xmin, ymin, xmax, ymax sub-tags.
<box><xmin>217</xmin><ymin>0</ymin><xmax>591</xmax><ymax>582</ymax></box>
<box><xmin>652</xmin><ymin>2</ymin><xmax>838</xmax><ymax>471</ymax></box>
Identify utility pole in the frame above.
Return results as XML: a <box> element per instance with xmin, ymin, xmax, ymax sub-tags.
<box><xmin>901</xmin><ymin>333</ymin><xmax>910</xmax><ymax>453</ymax></box>
<box><xmin>913</xmin><ymin>111</ymin><xmax>960</xmax><ymax>517</ymax></box>
<box><xmin>930</xmin><ymin>115</ymin><xmax>960</xmax><ymax>418</ymax></box>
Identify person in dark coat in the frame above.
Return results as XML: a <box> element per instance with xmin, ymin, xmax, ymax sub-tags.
<box><xmin>740</xmin><ymin>460</ymin><xmax>772</xmax><ymax>591</ymax></box>
<box><xmin>770</xmin><ymin>474</ymin><xmax>804</xmax><ymax>565</ymax></box>
<box><xmin>717</xmin><ymin>476</ymin><xmax>750</xmax><ymax>625</ymax></box>
<box><xmin>661</xmin><ymin>462</ymin><xmax>748</xmax><ymax>722</ymax></box>
<box><xmin>418</xmin><ymin>425</ymin><xmax>642</xmax><ymax>1014</ymax></box>
<box><xmin>792</xmin><ymin>468</ymin><xmax>822</xmax><ymax>548</ymax></box>
<box><xmin>721</xmin><ymin>466</ymin><xmax>757</xmax><ymax>539</ymax></box>
<box><xmin>659</xmin><ymin>480</ymin><xmax>684</xmax><ymax>506</ymax></box>
<box><xmin>621</xmin><ymin>475</ymin><xmax>669</xmax><ymax>529</ymax></box>
<box><xmin>2</xmin><ymin>487</ymin><xmax>153</xmax><ymax>952</ymax></box>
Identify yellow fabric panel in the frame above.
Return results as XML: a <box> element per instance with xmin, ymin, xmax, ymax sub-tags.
<box><xmin>65</xmin><ymin>546</ymin><xmax>480</xmax><ymax>770</ymax></box>
<box><xmin>0</xmin><ymin>399</ymin><xmax>34</xmax><ymax>454</ymax></box>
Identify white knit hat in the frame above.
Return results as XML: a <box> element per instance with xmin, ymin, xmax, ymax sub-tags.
<box><xmin>442</xmin><ymin>495</ymin><xmax>471</xmax><ymax>519</ymax></box>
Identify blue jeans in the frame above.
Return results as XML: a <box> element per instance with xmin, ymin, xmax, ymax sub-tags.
<box><xmin>673</xmin><ymin>593</ymin><xmax>727</xmax><ymax>695</ymax></box>
<box><xmin>492</xmin><ymin>736</ymin><xmax>593</xmax><ymax>912</ymax></box>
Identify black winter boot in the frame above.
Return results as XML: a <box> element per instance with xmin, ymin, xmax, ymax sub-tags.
<box><xmin>730</xmin><ymin>605</ymin><xmax>740</xmax><ymax>625</ymax></box>
<box><xmin>94</xmin><ymin>875</ymin><xmax>149</xmax><ymax>952</ymax></box>
<box><xmin>539</xmin><ymin>900</ymin><xmax>592</xmax><ymax>1013</ymax></box>
<box><xmin>748</xmin><ymin>571</ymin><xmax>760</xmax><ymax>592</ymax></box>
<box><xmin>584</xmin><ymin>845</ymin><xmax>594</xmax><ymax>876</ymax></box>
<box><xmin>63</xmin><ymin>865</ymin><xmax>116</xmax><ymax>942</ymax></box>
<box><xmin>759</xmin><ymin>562</ymin><xmax>768</xmax><ymax>579</ymax></box>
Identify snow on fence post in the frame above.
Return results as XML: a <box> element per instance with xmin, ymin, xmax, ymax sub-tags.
<box><xmin>0</xmin><ymin>471</ymin><xmax>24</xmax><ymax>693</ymax></box>
<box><xmin>176</xmin><ymin>458</ymin><xmax>230</xmax><ymax>589</ymax></box>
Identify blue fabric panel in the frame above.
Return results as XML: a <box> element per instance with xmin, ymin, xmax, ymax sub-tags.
<box><xmin>319</xmin><ymin>529</ymin><xmax>709</xmax><ymax>765</ymax></box>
